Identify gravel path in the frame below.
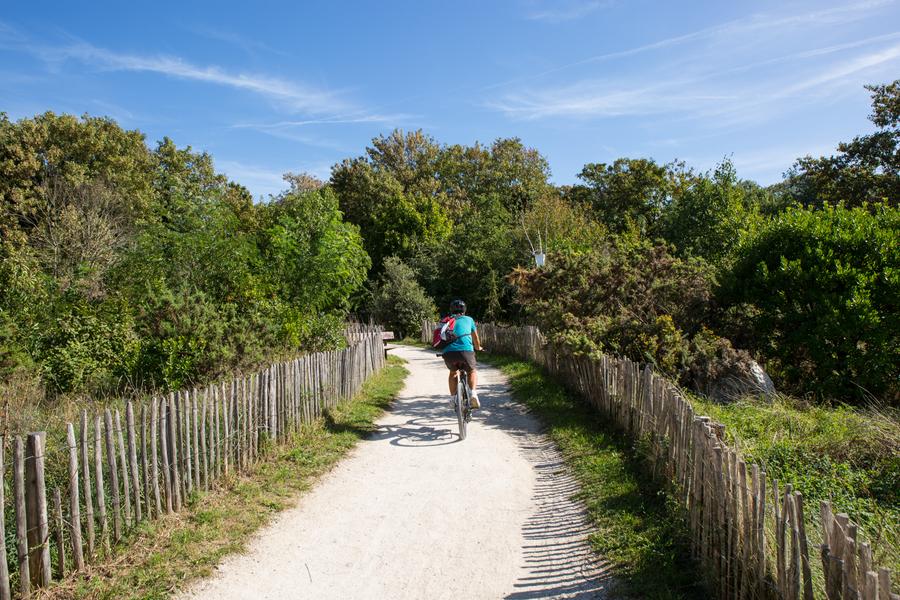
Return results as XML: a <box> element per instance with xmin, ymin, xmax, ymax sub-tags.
<box><xmin>177</xmin><ymin>345</ymin><xmax>612</xmax><ymax>600</ymax></box>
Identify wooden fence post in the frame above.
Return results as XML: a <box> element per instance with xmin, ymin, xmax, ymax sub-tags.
<box><xmin>65</xmin><ymin>423</ymin><xmax>85</xmax><ymax>571</ymax></box>
<box><xmin>192</xmin><ymin>390</ymin><xmax>201</xmax><ymax>488</ymax></box>
<box><xmin>0</xmin><ymin>439</ymin><xmax>11</xmax><ymax>600</ymax></box>
<box><xmin>141</xmin><ymin>404</ymin><xmax>150</xmax><ymax>520</ymax></box>
<box><xmin>52</xmin><ymin>488</ymin><xmax>65</xmax><ymax>580</ymax></box>
<box><xmin>25</xmin><ymin>432</ymin><xmax>51</xmax><ymax>587</ymax></box>
<box><xmin>159</xmin><ymin>398</ymin><xmax>173</xmax><ymax>514</ymax></box>
<box><xmin>79</xmin><ymin>412</ymin><xmax>95</xmax><ymax>558</ymax></box>
<box><xmin>104</xmin><ymin>410</ymin><xmax>122</xmax><ymax>541</ymax></box>
<box><xmin>126</xmin><ymin>403</ymin><xmax>141</xmax><ymax>523</ymax></box>
<box><xmin>168</xmin><ymin>394</ymin><xmax>182</xmax><ymax>511</ymax></box>
<box><xmin>201</xmin><ymin>388</ymin><xmax>209</xmax><ymax>491</ymax></box>
<box><xmin>114</xmin><ymin>409</ymin><xmax>132</xmax><ymax>528</ymax></box>
<box><xmin>150</xmin><ymin>398</ymin><xmax>162</xmax><ymax>516</ymax></box>
<box><xmin>13</xmin><ymin>437</ymin><xmax>29</xmax><ymax>598</ymax></box>
<box><xmin>93</xmin><ymin>415</ymin><xmax>108</xmax><ymax>551</ymax></box>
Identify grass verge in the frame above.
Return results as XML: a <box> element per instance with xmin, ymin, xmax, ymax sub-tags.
<box><xmin>690</xmin><ymin>393</ymin><xmax>899</xmax><ymax>574</ymax></box>
<box><xmin>47</xmin><ymin>355</ymin><xmax>408</xmax><ymax>600</ymax></box>
<box><xmin>480</xmin><ymin>353</ymin><xmax>706</xmax><ymax>600</ymax></box>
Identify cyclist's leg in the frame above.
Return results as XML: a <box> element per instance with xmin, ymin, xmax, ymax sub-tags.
<box><xmin>443</xmin><ymin>352</ymin><xmax>462</xmax><ymax>397</ymax></box>
<box><xmin>459</xmin><ymin>352</ymin><xmax>480</xmax><ymax>408</ymax></box>
<box><xmin>448</xmin><ymin>369</ymin><xmax>459</xmax><ymax>396</ymax></box>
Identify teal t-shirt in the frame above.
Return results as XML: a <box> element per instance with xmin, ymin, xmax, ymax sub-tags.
<box><xmin>443</xmin><ymin>315</ymin><xmax>476</xmax><ymax>352</ymax></box>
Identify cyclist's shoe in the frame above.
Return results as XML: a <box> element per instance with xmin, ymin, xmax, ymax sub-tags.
<box><xmin>470</xmin><ymin>392</ymin><xmax>481</xmax><ymax>410</ymax></box>
<box><xmin>449</xmin><ymin>396</ymin><xmax>456</xmax><ymax>408</ymax></box>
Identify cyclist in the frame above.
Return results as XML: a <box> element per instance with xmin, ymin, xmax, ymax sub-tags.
<box><xmin>442</xmin><ymin>299</ymin><xmax>483</xmax><ymax>409</ymax></box>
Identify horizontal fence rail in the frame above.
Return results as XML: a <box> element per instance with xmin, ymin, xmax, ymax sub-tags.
<box><xmin>423</xmin><ymin>321</ymin><xmax>897</xmax><ymax>600</ymax></box>
<box><xmin>0</xmin><ymin>327</ymin><xmax>385</xmax><ymax>598</ymax></box>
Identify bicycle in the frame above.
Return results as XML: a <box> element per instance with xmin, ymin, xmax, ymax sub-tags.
<box><xmin>437</xmin><ymin>353</ymin><xmax>474</xmax><ymax>440</ymax></box>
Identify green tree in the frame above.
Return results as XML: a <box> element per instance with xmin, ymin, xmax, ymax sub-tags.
<box><xmin>437</xmin><ymin>138</ymin><xmax>552</xmax><ymax>214</ymax></box>
<box><xmin>785</xmin><ymin>80</ymin><xmax>899</xmax><ymax>208</ymax></box>
<box><xmin>331</xmin><ymin>153</ymin><xmax>450</xmax><ymax>271</ymax></box>
<box><xmin>660</xmin><ymin>159</ymin><xmax>759</xmax><ymax>265</ymax></box>
<box><xmin>571</xmin><ymin>158</ymin><xmax>683</xmax><ymax>234</ymax></box>
<box><xmin>371</xmin><ymin>257</ymin><xmax>436</xmax><ymax>339</ymax></box>
<box><xmin>263</xmin><ymin>186</ymin><xmax>370</xmax><ymax>313</ymax></box>
<box><xmin>332</xmin><ymin>130</ymin><xmax>552</xmax><ymax>277</ymax></box>
<box><xmin>0</xmin><ymin>111</ymin><xmax>155</xmax><ymax>243</ymax></box>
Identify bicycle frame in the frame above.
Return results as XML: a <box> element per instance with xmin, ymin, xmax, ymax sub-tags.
<box><xmin>439</xmin><ymin>354</ymin><xmax>472</xmax><ymax>440</ymax></box>
<box><xmin>454</xmin><ymin>369</ymin><xmax>472</xmax><ymax>440</ymax></box>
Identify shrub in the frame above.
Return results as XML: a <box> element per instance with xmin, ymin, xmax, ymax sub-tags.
<box><xmin>370</xmin><ymin>257</ymin><xmax>437</xmax><ymax>339</ymax></box>
<box><xmin>508</xmin><ymin>241</ymin><xmax>711</xmax><ymax>378</ymax></box>
<box><xmin>718</xmin><ymin>203</ymin><xmax>899</xmax><ymax>404</ymax></box>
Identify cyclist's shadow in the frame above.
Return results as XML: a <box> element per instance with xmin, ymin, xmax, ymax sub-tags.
<box><xmin>367</xmin><ymin>394</ymin><xmax>465</xmax><ymax>446</ymax></box>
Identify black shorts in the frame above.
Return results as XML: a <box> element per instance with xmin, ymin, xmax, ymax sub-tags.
<box><xmin>443</xmin><ymin>351</ymin><xmax>477</xmax><ymax>373</ymax></box>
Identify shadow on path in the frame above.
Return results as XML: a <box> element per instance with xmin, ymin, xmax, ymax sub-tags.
<box><xmin>368</xmin><ymin>363</ymin><xmax>613</xmax><ymax>598</ymax></box>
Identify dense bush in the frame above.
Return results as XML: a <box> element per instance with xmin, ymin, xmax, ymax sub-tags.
<box><xmin>718</xmin><ymin>203</ymin><xmax>899</xmax><ymax>404</ymax></box>
<box><xmin>370</xmin><ymin>257</ymin><xmax>436</xmax><ymax>339</ymax></box>
<box><xmin>508</xmin><ymin>241</ymin><xmax>714</xmax><ymax>380</ymax></box>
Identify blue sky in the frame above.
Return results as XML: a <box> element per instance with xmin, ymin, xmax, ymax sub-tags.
<box><xmin>2</xmin><ymin>0</ymin><xmax>899</xmax><ymax>198</ymax></box>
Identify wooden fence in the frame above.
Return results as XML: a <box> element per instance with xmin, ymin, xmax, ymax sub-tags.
<box><xmin>0</xmin><ymin>328</ymin><xmax>385</xmax><ymax>598</ymax></box>
<box><xmin>423</xmin><ymin>321</ymin><xmax>897</xmax><ymax>600</ymax></box>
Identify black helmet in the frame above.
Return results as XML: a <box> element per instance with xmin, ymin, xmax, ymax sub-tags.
<box><xmin>450</xmin><ymin>299</ymin><xmax>466</xmax><ymax>314</ymax></box>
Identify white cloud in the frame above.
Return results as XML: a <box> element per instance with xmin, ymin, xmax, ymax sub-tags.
<box><xmin>239</xmin><ymin>113</ymin><xmax>416</xmax><ymax>128</ymax></box>
<box><xmin>488</xmin><ymin>80</ymin><xmax>736</xmax><ymax>119</ymax></box>
<box><xmin>42</xmin><ymin>42</ymin><xmax>349</xmax><ymax>115</ymax></box>
<box><xmin>778</xmin><ymin>43</ymin><xmax>900</xmax><ymax>96</ymax></box>
<box><xmin>0</xmin><ymin>23</ymin><xmax>357</xmax><ymax>117</ymax></box>
<box><xmin>232</xmin><ymin>113</ymin><xmax>417</xmax><ymax>150</ymax></box>
<box><xmin>484</xmin><ymin>0</ymin><xmax>897</xmax><ymax>92</ymax></box>
<box><xmin>487</xmin><ymin>26</ymin><xmax>900</xmax><ymax>125</ymax></box>
<box><xmin>187</xmin><ymin>26</ymin><xmax>290</xmax><ymax>59</ymax></box>
<box><xmin>525</xmin><ymin>1</ymin><xmax>609</xmax><ymax>23</ymax></box>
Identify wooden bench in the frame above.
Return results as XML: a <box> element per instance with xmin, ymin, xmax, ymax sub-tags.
<box><xmin>381</xmin><ymin>331</ymin><xmax>395</xmax><ymax>358</ymax></box>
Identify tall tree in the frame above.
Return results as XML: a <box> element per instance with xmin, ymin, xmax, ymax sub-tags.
<box><xmin>571</xmin><ymin>158</ymin><xmax>685</xmax><ymax>234</ymax></box>
<box><xmin>660</xmin><ymin>159</ymin><xmax>758</xmax><ymax>265</ymax></box>
<box><xmin>785</xmin><ymin>80</ymin><xmax>899</xmax><ymax>207</ymax></box>
<box><xmin>0</xmin><ymin>112</ymin><xmax>154</xmax><ymax>243</ymax></box>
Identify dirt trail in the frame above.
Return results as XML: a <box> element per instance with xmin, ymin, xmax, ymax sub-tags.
<box><xmin>178</xmin><ymin>345</ymin><xmax>612</xmax><ymax>599</ymax></box>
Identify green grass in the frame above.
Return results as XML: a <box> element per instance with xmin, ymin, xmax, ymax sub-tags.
<box><xmin>480</xmin><ymin>353</ymin><xmax>707</xmax><ymax>600</ymax></box>
<box><xmin>53</xmin><ymin>356</ymin><xmax>409</xmax><ymax>600</ymax></box>
<box><xmin>690</xmin><ymin>393</ymin><xmax>900</xmax><ymax>573</ymax></box>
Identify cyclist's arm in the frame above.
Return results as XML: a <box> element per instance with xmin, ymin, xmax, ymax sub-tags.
<box><xmin>472</xmin><ymin>328</ymin><xmax>483</xmax><ymax>351</ymax></box>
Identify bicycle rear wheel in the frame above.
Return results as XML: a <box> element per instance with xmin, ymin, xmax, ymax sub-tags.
<box><xmin>456</xmin><ymin>381</ymin><xmax>467</xmax><ymax>440</ymax></box>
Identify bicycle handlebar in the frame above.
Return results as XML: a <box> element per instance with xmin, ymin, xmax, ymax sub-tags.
<box><xmin>436</xmin><ymin>348</ymin><xmax>487</xmax><ymax>357</ymax></box>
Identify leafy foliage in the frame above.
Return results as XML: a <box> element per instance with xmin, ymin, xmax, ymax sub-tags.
<box><xmin>660</xmin><ymin>159</ymin><xmax>761</xmax><ymax>265</ymax></box>
<box><xmin>719</xmin><ymin>203</ymin><xmax>899</xmax><ymax>403</ymax></box>
<box><xmin>569</xmin><ymin>157</ymin><xmax>680</xmax><ymax>235</ymax></box>
<box><xmin>0</xmin><ymin>113</ymin><xmax>368</xmax><ymax>396</ymax></box>
<box><xmin>370</xmin><ymin>257</ymin><xmax>436</xmax><ymax>339</ymax></box>
<box><xmin>508</xmin><ymin>241</ymin><xmax>713</xmax><ymax>379</ymax></box>
<box><xmin>784</xmin><ymin>79</ymin><xmax>899</xmax><ymax>208</ymax></box>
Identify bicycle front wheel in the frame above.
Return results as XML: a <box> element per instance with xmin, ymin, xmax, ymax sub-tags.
<box><xmin>456</xmin><ymin>385</ymin><xmax>467</xmax><ymax>440</ymax></box>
